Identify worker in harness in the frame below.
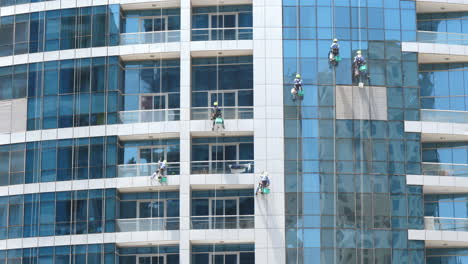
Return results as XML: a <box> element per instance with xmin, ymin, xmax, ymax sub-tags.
<box><xmin>329</xmin><ymin>38</ymin><xmax>340</xmax><ymax>63</ymax></box>
<box><xmin>291</xmin><ymin>74</ymin><xmax>303</xmax><ymax>101</ymax></box>
<box><xmin>211</xmin><ymin>101</ymin><xmax>224</xmax><ymax>131</ymax></box>
<box><xmin>353</xmin><ymin>50</ymin><xmax>367</xmax><ymax>77</ymax></box>
<box><xmin>353</xmin><ymin>50</ymin><xmax>369</xmax><ymax>87</ymax></box>
<box><xmin>152</xmin><ymin>159</ymin><xmax>167</xmax><ymax>182</ymax></box>
<box><xmin>255</xmin><ymin>171</ymin><xmax>271</xmax><ymax>195</ymax></box>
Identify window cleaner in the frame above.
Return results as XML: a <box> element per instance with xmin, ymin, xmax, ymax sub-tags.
<box><xmin>255</xmin><ymin>171</ymin><xmax>271</xmax><ymax>195</ymax></box>
<box><xmin>151</xmin><ymin>159</ymin><xmax>167</xmax><ymax>183</ymax></box>
<box><xmin>291</xmin><ymin>74</ymin><xmax>304</xmax><ymax>101</ymax></box>
<box><xmin>329</xmin><ymin>39</ymin><xmax>341</xmax><ymax>64</ymax></box>
<box><xmin>211</xmin><ymin>101</ymin><xmax>225</xmax><ymax>131</ymax></box>
<box><xmin>353</xmin><ymin>50</ymin><xmax>368</xmax><ymax>87</ymax></box>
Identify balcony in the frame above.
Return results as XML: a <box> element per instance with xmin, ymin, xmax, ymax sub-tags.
<box><xmin>116</xmin><ymin>217</ymin><xmax>180</xmax><ymax>232</ymax></box>
<box><xmin>191</xmin><ymin>107</ymin><xmax>253</xmax><ymax>120</ymax></box>
<box><xmin>192</xmin><ymin>28</ymin><xmax>253</xmax><ymax>41</ymax></box>
<box><xmin>120</xmin><ymin>31</ymin><xmax>181</xmax><ymax>45</ymax></box>
<box><xmin>191</xmin><ymin>160</ymin><xmax>254</xmax><ymax>174</ymax></box>
<box><xmin>118</xmin><ymin>162</ymin><xmax>180</xmax><ymax>178</ymax></box>
<box><xmin>118</xmin><ymin>109</ymin><xmax>180</xmax><ymax>124</ymax></box>
<box><xmin>421</xmin><ymin>109</ymin><xmax>468</xmax><ymax>124</ymax></box>
<box><xmin>422</xmin><ymin>162</ymin><xmax>468</xmax><ymax>177</ymax></box>
<box><xmin>425</xmin><ymin>216</ymin><xmax>468</xmax><ymax>231</ymax></box>
<box><xmin>190</xmin><ymin>215</ymin><xmax>254</xmax><ymax>229</ymax></box>
<box><xmin>417</xmin><ymin>31</ymin><xmax>468</xmax><ymax>46</ymax></box>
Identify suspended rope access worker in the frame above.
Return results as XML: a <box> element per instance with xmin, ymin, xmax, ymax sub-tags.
<box><xmin>211</xmin><ymin>101</ymin><xmax>225</xmax><ymax>131</ymax></box>
<box><xmin>329</xmin><ymin>39</ymin><xmax>340</xmax><ymax>63</ymax></box>
<box><xmin>151</xmin><ymin>159</ymin><xmax>167</xmax><ymax>182</ymax></box>
<box><xmin>255</xmin><ymin>171</ymin><xmax>271</xmax><ymax>195</ymax></box>
<box><xmin>291</xmin><ymin>74</ymin><xmax>304</xmax><ymax>100</ymax></box>
<box><xmin>353</xmin><ymin>50</ymin><xmax>367</xmax><ymax>77</ymax></box>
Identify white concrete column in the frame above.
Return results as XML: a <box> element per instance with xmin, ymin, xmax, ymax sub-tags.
<box><xmin>253</xmin><ymin>0</ymin><xmax>286</xmax><ymax>263</ymax></box>
<box><xmin>179</xmin><ymin>127</ymin><xmax>191</xmax><ymax>262</ymax></box>
<box><xmin>179</xmin><ymin>0</ymin><xmax>192</xmax><ymax>122</ymax></box>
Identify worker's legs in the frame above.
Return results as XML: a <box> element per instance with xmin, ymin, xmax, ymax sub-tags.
<box><xmin>261</xmin><ymin>181</ymin><xmax>268</xmax><ymax>193</ymax></box>
<box><xmin>255</xmin><ymin>183</ymin><xmax>261</xmax><ymax>195</ymax></box>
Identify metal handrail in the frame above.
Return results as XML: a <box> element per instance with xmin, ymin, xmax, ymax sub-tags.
<box><xmin>117</xmin><ymin>162</ymin><xmax>180</xmax><ymax>178</ymax></box>
<box><xmin>422</xmin><ymin>162</ymin><xmax>468</xmax><ymax>177</ymax></box>
<box><xmin>425</xmin><ymin>216</ymin><xmax>468</xmax><ymax>231</ymax></box>
<box><xmin>191</xmin><ymin>27</ymin><xmax>253</xmax><ymax>41</ymax></box>
<box><xmin>190</xmin><ymin>160</ymin><xmax>254</xmax><ymax>174</ymax></box>
<box><xmin>421</xmin><ymin>109</ymin><xmax>468</xmax><ymax>124</ymax></box>
<box><xmin>190</xmin><ymin>215</ymin><xmax>255</xmax><ymax>230</ymax></box>
<box><xmin>118</xmin><ymin>109</ymin><xmax>180</xmax><ymax>124</ymax></box>
<box><xmin>417</xmin><ymin>30</ymin><xmax>468</xmax><ymax>45</ymax></box>
<box><xmin>116</xmin><ymin>217</ymin><xmax>180</xmax><ymax>232</ymax></box>
<box><xmin>191</xmin><ymin>107</ymin><xmax>253</xmax><ymax>120</ymax></box>
<box><xmin>120</xmin><ymin>30</ymin><xmax>181</xmax><ymax>45</ymax></box>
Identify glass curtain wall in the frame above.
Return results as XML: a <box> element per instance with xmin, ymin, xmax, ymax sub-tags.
<box><xmin>191</xmin><ymin>244</ymin><xmax>254</xmax><ymax>264</ymax></box>
<box><xmin>0</xmin><ymin>136</ymin><xmax>118</xmax><ymax>185</ymax></box>
<box><xmin>422</xmin><ymin>142</ymin><xmax>468</xmax><ymax>176</ymax></box>
<box><xmin>0</xmin><ymin>243</ymin><xmax>116</xmax><ymax>263</ymax></box>
<box><xmin>191</xmin><ymin>189</ymin><xmax>254</xmax><ymax>229</ymax></box>
<box><xmin>0</xmin><ymin>244</ymin><xmax>179</xmax><ymax>264</ymax></box>
<box><xmin>121</xmin><ymin>9</ymin><xmax>181</xmax><ymax>44</ymax></box>
<box><xmin>0</xmin><ymin>5</ymin><xmax>120</xmax><ymax>56</ymax></box>
<box><xmin>118</xmin><ymin>139</ymin><xmax>180</xmax><ymax>177</ymax></box>
<box><xmin>192</xmin><ymin>5</ymin><xmax>253</xmax><ymax>41</ymax></box>
<box><xmin>191</xmin><ymin>56</ymin><xmax>253</xmax><ymax>120</ymax></box>
<box><xmin>0</xmin><ymin>189</ymin><xmax>117</xmax><ymax>239</ymax></box>
<box><xmin>0</xmin><ymin>0</ymin><xmax>54</xmax><ymax>7</ymax></box>
<box><xmin>191</xmin><ymin>136</ymin><xmax>254</xmax><ymax>174</ymax></box>
<box><xmin>122</xmin><ymin>59</ymin><xmax>180</xmax><ymax>123</ymax></box>
<box><xmin>118</xmin><ymin>191</ymin><xmax>180</xmax><ymax>231</ymax></box>
<box><xmin>420</xmin><ymin>63</ymin><xmax>468</xmax><ymax>111</ymax></box>
<box><xmin>27</xmin><ymin>57</ymin><xmax>121</xmax><ymax>130</ymax></box>
<box><xmin>282</xmin><ymin>0</ymin><xmax>423</xmax><ymax>263</ymax></box>
<box><xmin>118</xmin><ymin>245</ymin><xmax>179</xmax><ymax>264</ymax></box>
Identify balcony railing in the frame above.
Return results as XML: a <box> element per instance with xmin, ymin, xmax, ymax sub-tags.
<box><xmin>117</xmin><ymin>162</ymin><xmax>180</xmax><ymax>178</ymax></box>
<box><xmin>417</xmin><ymin>30</ymin><xmax>468</xmax><ymax>46</ymax></box>
<box><xmin>191</xmin><ymin>215</ymin><xmax>254</xmax><ymax>229</ymax></box>
<box><xmin>191</xmin><ymin>160</ymin><xmax>254</xmax><ymax>174</ymax></box>
<box><xmin>421</xmin><ymin>109</ymin><xmax>468</xmax><ymax>124</ymax></box>
<box><xmin>116</xmin><ymin>217</ymin><xmax>180</xmax><ymax>232</ymax></box>
<box><xmin>191</xmin><ymin>28</ymin><xmax>253</xmax><ymax>41</ymax></box>
<box><xmin>118</xmin><ymin>109</ymin><xmax>180</xmax><ymax>124</ymax></box>
<box><xmin>425</xmin><ymin>216</ymin><xmax>468</xmax><ymax>231</ymax></box>
<box><xmin>422</xmin><ymin>162</ymin><xmax>468</xmax><ymax>177</ymax></box>
<box><xmin>120</xmin><ymin>31</ymin><xmax>181</xmax><ymax>45</ymax></box>
<box><xmin>191</xmin><ymin>107</ymin><xmax>253</xmax><ymax>120</ymax></box>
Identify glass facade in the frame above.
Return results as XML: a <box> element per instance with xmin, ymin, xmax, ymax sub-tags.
<box><xmin>191</xmin><ymin>136</ymin><xmax>254</xmax><ymax>174</ymax></box>
<box><xmin>0</xmin><ymin>57</ymin><xmax>180</xmax><ymax>130</ymax></box>
<box><xmin>418</xmin><ymin>12</ymin><xmax>468</xmax><ymax>34</ymax></box>
<box><xmin>282</xmin><ymin>0</ymin><xmax>424</xmax><ymax>263</ymax></box>
<box><xmin>0</xmin><ymin>189</ymin><xmax>116</xmax><ymax>239</ymax></box>
<box><xmin>0</xmin><ymin>137</ymin><xmax>118</xmax><ymax>185</ymax></box>
<box><xmin>26</xmin><ymin>57</ymin><xmax>120</xmax><ymax>130</ymax></box>
<box><xmin>0</xmin><ymin>0</ymin><xmax>53</xmax><ymax>7</ymax></box>
<box><xmin>420</xmin><ymin>63</ymin><xmax>468</xmax><ymax>111</ymax></box>
<box><xmin>191</xmin><ymin>244</ymin><xmax>254</xmax><ymax>264</ymax></box>
<box><xmin>191</xmin><ymin>56</ymin><xmax>253</xmax><ymax>120</ymax></box>
<box><xmin>191</xmin><ymin>189</ymin><xmax>254</xmax><ymax>229</ymax></box>
<box><xmin>0</xmin><ymin>0</ymin><xmax>459</xmax><ymax>262</ymax></box>
<box><xmin>0</xmin><ymin>243</ymin><xmax>179</xmax><ymax>264</ymax></box>
<box><xmin>0</xmin><ymin>6</ymin><xmax>120</xmax><ymax>56</ymax></box>
<box><xmin>192</xmin><ymin>5</ymin><xmax>253</xmax><ymax>41</ymax></box>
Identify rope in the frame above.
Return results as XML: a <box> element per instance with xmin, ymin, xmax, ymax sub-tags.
<box><xmin>331</xmin><ymin>0</ymin><xmax>338</xmax><ymax>263</ymax></box>
<box><xmin>211</xmin><ymin>0</ymin><xmax>221</xmax><ymax>259</ymax></box>
<box><xmin>294</xmin><ymin>0</ymin><xmax>300</xmax><ymax>262</ymax></box>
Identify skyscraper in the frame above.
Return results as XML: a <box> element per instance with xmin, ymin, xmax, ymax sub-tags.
<box><xmin>0</xmin><ymin>0</ymin><xmax>461</xmax><ymax>263</ymax></box>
